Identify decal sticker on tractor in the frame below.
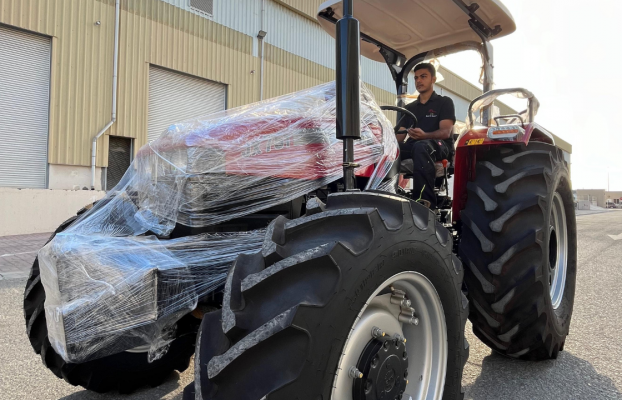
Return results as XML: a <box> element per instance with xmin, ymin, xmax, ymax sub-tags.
<box><xmin>466</xmin><ymin>138</ymin><xmax>485</xmax><ymax>146</ymax></box>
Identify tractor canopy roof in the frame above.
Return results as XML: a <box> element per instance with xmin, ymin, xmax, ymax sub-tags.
<box><xmin>317</xmin><ymin>0</ymin><xmax>515</xmax><ymax>62</ymax></box>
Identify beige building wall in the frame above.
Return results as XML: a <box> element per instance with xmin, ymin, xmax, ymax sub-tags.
<box><xmin>263</xmin><ymin>44</ymin><xmax>397</xmax><ymax>122</ymax></box>
<box><xmin>0</xmin><ymin>188</ymin><xmax>105</xmax><ymax>236</ymax></box>
<box><xmin>576</xmin><ymin>189</ymin><xmax>606</xmax><ymax>207</ymax></box>
<box><xmin>578</xmin><ymin>190</ymin><xmax>622</xmax><ymax>207</ymax></box>
<box><xmin>0</xmin><ymin>0</ymin><xmax>561</xmax><ymax>173</ymax></box>
<box><xmin>48</xmin><ymin>165</ymin><xmax>104</xmax><ymax>190</ymax></box>
<box><xmin>0</xmin><ymin>0</ymin><xmax>260</xmax><ymax>168</ymax></box>
<box><xmin>273</xmin><ymin>0</ymin><xmax>320</xmax><ymax>20</ymax></box>
<box><xmin>606</xmin><ymin>191</ymin><xmax>622</xmax><ymax>205</ymax></box>
<box><xmin>0</xmin><ymin>0</ymin><xmax>398</xmax><ymax>172</ymax></box>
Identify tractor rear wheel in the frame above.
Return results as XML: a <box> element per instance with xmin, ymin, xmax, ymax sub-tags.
<box><xmin>187</xmin><ymin>192</ymin><xmax>469</xmax><ymax>400</ymax></box>
<box><xmin>458</xmin><ymin>142</ymin><xmax>577</xmax><ymax>360</ymax></box>
<box><xmin>23</xmin><ymin>205</ymin><xmax>196</xmax><ymax>393</ymax></box>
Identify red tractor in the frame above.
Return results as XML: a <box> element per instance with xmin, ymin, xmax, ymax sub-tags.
<box><xmin>23</xmin><ymin>1</ymin><xmax>576</xmax><ymax>399</ymax></box>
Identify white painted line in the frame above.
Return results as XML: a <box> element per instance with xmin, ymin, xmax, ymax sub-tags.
<box><xmin>608</xmin><ymin>233</ymin><xmax>622</xmax><ymax>241</ymax></box>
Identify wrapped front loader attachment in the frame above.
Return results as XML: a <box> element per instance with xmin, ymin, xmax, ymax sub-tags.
<box><xmin>38</xmin><ymin>81</ymin><xmax>398</xmax><ymax>363</ymax></box>
<box><xmin>39</xmin><ymin>231</ymin><xmax>266</xmax><ymax>363</ymax></box>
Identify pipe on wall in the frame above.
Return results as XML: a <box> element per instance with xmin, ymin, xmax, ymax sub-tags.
<box><xmin>259</xmin><ymin>0</ymin><xmax>266</xmax><ymax>101</ymax></box>
<box><xmin>91</xmin><ymin>0</ymin><xmax>120</xmax><ymax>190</ymax></box>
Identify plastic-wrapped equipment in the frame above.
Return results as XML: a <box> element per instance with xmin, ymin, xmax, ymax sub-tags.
<box><xmin>68</xmin><ymin>80</ymin><xmax>397</xmax><ymax>237</ymax></box>
<box><xmin>38</xmin><ymin>81</ymin><xmax>398</xmax><ymax>363</ymax></box>
<box><xmin>39</xmin><ymin>230</ymin><xmax>266</xmax><ymax>363</ymax></box>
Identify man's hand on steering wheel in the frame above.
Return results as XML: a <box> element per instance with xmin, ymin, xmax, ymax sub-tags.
<box><xmin>379</xmin><ymin>106</ymin><xmax>418</xmax><ymax>136</ymax></box>
<box><xmin>407</xmin><ymin>127</ymin><xmax>427</xmax><ymax>140</ymax></box>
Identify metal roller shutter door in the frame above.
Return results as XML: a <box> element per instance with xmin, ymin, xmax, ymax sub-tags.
<box><xmin>147</xmin><ymin>66</ymin><xmax>226</xmax><ymax>143</ymax></box>
<box><xmin>0</xmin><ymin>26</ymin><xmax>51</xmax><ymax>189</ymax></box>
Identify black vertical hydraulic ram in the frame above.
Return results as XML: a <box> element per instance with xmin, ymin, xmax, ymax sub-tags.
<box><xmin>335</xmin><ymin>0</ymin><xmax>361</xmax><ymax>191</ymax></box>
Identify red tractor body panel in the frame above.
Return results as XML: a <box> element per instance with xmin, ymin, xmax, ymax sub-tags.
<box><xmin>136</xmin><ymin>115</ymin><xmax>389</xmax><ymax>181</ymax></box>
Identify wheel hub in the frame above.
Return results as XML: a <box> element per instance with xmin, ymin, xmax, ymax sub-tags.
<box><xmin>332</xmin><ymin>272</ymin><xmax>447</xmax><ymax>400</ymax></box>
<box><xmin>353</xmin><ymin>336</ymin><xmax>409</xmax><ymax>400</ymax></box>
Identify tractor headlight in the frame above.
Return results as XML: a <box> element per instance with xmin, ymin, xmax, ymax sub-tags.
<box><xmin>487</xmin><ymin>125</ymin><xmax>525</xmax><ymax>141</ymax></box>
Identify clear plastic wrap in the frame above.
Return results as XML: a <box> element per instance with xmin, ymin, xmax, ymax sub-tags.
<box><xmin>39</xmin><ymin>230</ymin><xmax>266</xmax><ymax>363</ymax></box>
<box><xmin>68</xmin><ymin>81</ymin><xmax>397</xmax><ymax>237</ymax></box>
<box><xmin>38</xmin><ymin>80</ymin><xmax>398</xmax><ymax>363</ymax></box>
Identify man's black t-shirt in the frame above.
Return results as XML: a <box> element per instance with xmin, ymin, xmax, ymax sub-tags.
<box><xmin>400</xmin><ymin>91</ymin><xmax>456</xmax><ymax>148</ymax></box>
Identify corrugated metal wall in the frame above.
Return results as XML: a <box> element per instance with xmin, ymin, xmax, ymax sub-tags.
<box><xmin>0</xmin><ymin>0</ymin><xmax>517</xmax><ymax>170</ymax></box>
<box><xmin>0</xmin><ymin>0</ymin><xmax>396</xmax><ymax>168</ymax></box>
<box><xmin>0</xmin><ymin>0</ymin><xmax>260</xmax><ymax>167</ymax></box>
<box><xmin>105</xmin><ymin>0</ymin><xmax>260</xmax><ymax>166</ymax></box>
<box><xmin>263</xmin><ymin>44</ymin><xmax>396</xmax><ymax>110</ymax></box>
<box><xmin>264</xmin><ymin>0</ymin><xmax>395</xmax><ymax>94</ymax></box>
<box><xmin>0</xmin><ymin>0</ymin><xmax>116</xmax><ymax>167</ymax></box>
<box><xmin>0</xmin><ymin>25</ymin><xmax>51</xmax><ymax>189</ymax></box>
<box><xmin>273</xmin><ymin>0</ymin><xmax>321</xmax><ymax>20</ymax></box>
<box><xmin>159</xmin><ymin>0</ymin><xmax>260</xmax><ymax>39</ymax></box>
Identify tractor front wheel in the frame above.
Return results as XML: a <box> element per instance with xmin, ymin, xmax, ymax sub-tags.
<box><xmin>187</xmin><ymin>192</ymin><xmax>469</xmax><ymax>400</ymax></box>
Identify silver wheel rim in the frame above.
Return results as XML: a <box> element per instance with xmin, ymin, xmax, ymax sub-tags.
<box><xmin>549</xmin><ymin>192</ymin><xmax>568</xmax><ymax>310</ymax></box>
<box><xmin>331</xmin><ymin>271</ymin><xmax>447</xmax><ymax>400</ymax></box>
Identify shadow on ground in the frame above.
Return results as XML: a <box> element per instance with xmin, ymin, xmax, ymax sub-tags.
<box><xmin>58</xmin><ymin>372</ymin><xmax>187</xmax><ymax>400</ymax></box>
<box><xmin>465</xmin><ymin>350</ymin><xmax>622</xmax><ymax>400</ymax></box>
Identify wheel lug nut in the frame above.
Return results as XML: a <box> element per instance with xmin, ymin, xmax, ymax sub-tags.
<box><xmin>371</xmin><ymin>326</ymin><xmax>386</xmax><ymax>339</ymax></box>
<box><xmin>394</xmin><ymin>333</ymin><xmax>407</xmax><ymax>344</ymax></box>
<box><xmin>399</xmin><ymin>314</ymin><xmax>419</xmax><ymax>325</ymax></box>
<box><xmin>348</xmin><ymin>366</ymin><xmax>363</xmax><ymax>379</ymax></box>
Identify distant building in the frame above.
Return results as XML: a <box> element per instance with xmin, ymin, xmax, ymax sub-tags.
<box><xmin>606</xmin><ymin>191</ymin><xmax>622</xmax><ymax>206</ymax></box>
<box><xmin>576</xmin><ymin>189</ymin><xmax>622</xmax><ymax>207</ymax></box>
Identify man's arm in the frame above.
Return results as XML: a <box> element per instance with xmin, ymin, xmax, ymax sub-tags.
<box><xmin>407</xmin><ymin>119</ymin><xmax>454</xmax><ymax>140</ymax></box>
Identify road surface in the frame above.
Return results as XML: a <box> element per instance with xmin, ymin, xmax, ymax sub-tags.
<box><xmin>1</xmin><ymin>211</ymin><xmax>621</xmax><ymax>399</ymax></box>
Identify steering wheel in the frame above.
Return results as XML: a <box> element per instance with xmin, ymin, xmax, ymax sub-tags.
<box><xmin>380</xmin><ymin>105</ymin><xmax>418</xmax><ymax>134</ymax></box>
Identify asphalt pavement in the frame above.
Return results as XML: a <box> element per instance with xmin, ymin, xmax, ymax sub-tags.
<box><xmin>1</xmin><ymin>211</ymin><xmax>621</xmax><ymax>399</ymax></box>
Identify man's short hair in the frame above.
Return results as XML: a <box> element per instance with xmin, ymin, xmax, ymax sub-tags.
<box><xmin>414</xmin><ymin>63</ymin><xmax>436</xmax><ymax>78</ymax></box>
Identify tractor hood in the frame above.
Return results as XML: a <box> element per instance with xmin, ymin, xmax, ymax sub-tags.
<box><xmin>318</xmin><ymin>0</ymin><xmax>516</xmax><ymax>62</ymax></box>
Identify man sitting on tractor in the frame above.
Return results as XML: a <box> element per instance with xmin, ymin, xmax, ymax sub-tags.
<box><xmin>397</xmin><ymin>63</ymin><xmax>456</xmax><ymax>209</ymax></box>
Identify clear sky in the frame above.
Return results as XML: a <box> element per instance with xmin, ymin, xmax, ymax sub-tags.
<box><xmin>438</xmin><ymin>0</ymin><xmax>622</xmax><ymax>191</ymax></box>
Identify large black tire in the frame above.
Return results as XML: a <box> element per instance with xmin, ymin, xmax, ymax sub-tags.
<box><xmin>187</xmin><ymin>192</ymin><xmax>469</xmax><ymax>400</ymax></box>
<box><xmin>23</xmin><ymin>205</ymin><xmax>196</xmax><ymax>393</ymax></box>
<box><xmin>458</xmin><ymin>142</ymin><xmax>577</xmax><ymax>360</ymax></box>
